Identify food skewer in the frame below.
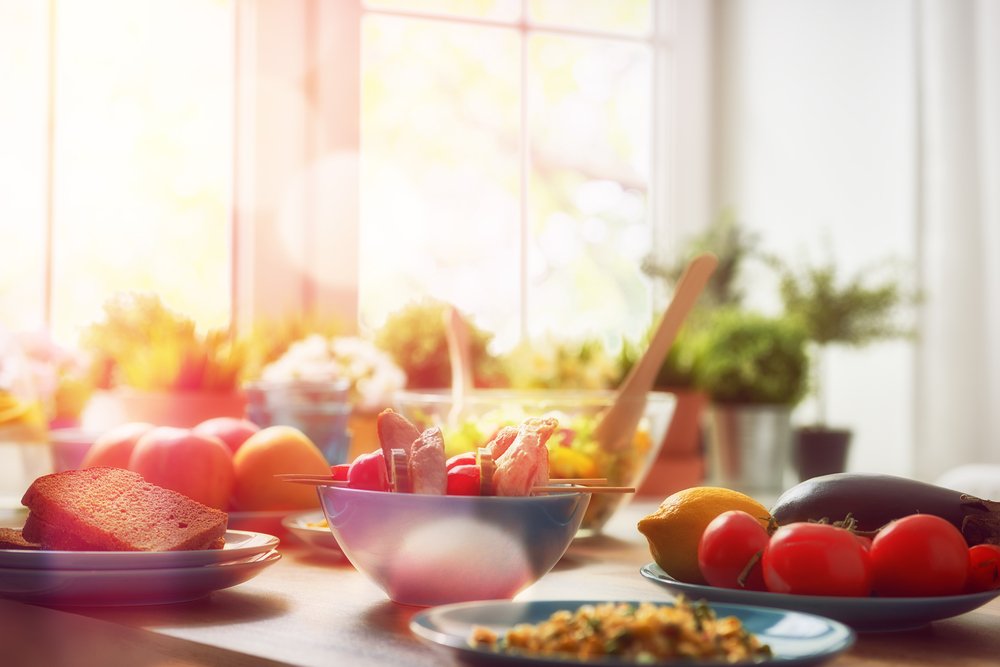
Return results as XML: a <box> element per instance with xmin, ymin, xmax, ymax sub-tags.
<box><xmin>273</xmin><ymin>473</ymin><xmax>631</xmax><ymax>493</ymax></box>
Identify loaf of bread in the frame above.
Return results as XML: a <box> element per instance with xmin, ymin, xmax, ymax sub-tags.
<box><xmin>21</xmin><ymin>467</ymin><xmax>228</xmax><ymax>551</ymax></box>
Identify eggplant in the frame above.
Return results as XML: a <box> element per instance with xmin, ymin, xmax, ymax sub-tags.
<box><xmin>769</xmin><ymin>472</ymin><xmax>1000</xmax><ymax>545</ymax></box>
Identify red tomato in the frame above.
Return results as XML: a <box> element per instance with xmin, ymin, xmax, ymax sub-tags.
<box><xmin>762</xmin><ymin>522</ymin><xmax>871</xmax><ymax>597</ymax></box>
<box><xmin>697</xmin><ymin>510</ymin><xmax>770</xmax><ymax>591</ymax></box>
<box><xmin>347</xmin><ymin>450</ymin><xmax>389</xmax><ymax>491</ymax></box>
<box><xmin>869</xmin><ymin>514</ymin><xmax>968</xmax><ymax>597</ymax></box>
<box><xmin>446</xmin><ymin>464</ymin><xmax>480</xmax><ymax>496</ymax></box>
<box><xmin>446</xmin><ymin>452</ymin><xmax>477</xmax><ymax>471</ymax></box>
<box><xmin>330</xmin><ymin>464</ymin><xmax>350</xmax><ymax>482</ymax></box>
<box><xmin>966</xmin><ymin>544</ymin><xmax>1000</xmax><ymax>593</ymax></box>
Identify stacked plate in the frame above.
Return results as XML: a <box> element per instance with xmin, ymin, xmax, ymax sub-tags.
<box><xmin>0</xmin><ymin>529</ymin><xmax>280</xmax><ymax>606</ymax></box>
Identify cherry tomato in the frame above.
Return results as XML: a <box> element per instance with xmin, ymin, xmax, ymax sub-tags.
<box><xmin>330</xmin><ymin>464</ymin><xmax>350</xmax><ymax>482</ymax></box>
<box><xmin>869</xmin><ymin>514</ymin><xmax>968</xmax><ymax>597</ymax></box>
<box><xmin>853</xmin><ymin>534</ymin><xmax>873</xmax><ymax>551</ymax></box>
<box><xmin>347</xmin><ymin>450</ymin><xmax>389</xmax><ymax>491</ymax></box>
<box><xmin>446</xmin><ymin>464</ymin><xmax>481</xmax><ymax>496</ymax></box>
<box><xmin>966</xmin><ymin>544</ymin><xmax>1000</xmax><ymax>593</ymax></box>
<box><xmin>446</xmin><ymin>451</ymin><xmax>477</xmax><ymax>471</ymax></box>
<box><xmin>762</xmin><ymin>522</ymin><xmax>871</xmax><ymax>597</ymax></box>
<box><xmin>697</xmin><ymin>510</ymin><xmax>770</xmax><ymax>591</ymax></box>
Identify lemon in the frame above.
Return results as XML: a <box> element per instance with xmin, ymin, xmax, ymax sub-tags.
<box><xmin>637</xmin><ymin>486</ymin><xmax>771</xmax><ymax>585</ymax></box>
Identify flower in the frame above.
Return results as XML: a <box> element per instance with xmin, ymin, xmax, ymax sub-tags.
<box><xmin>13</xmin><ymin>329</ymin><xmax>94</xmax><ymax>427</ymax></box>
<box><xmin>261</xmin><ymin>335</ymin><xmax>406</xmax><ymax>412</ymax></box>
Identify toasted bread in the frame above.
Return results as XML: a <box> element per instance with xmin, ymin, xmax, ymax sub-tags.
<box><xmin>21</xmin><ymin>467</ymin><xmax>228</xmax><ymax>552</ymax></box>
<box><xmin>0</xmin><ymin>527</ymin><xmax>39</xmax><ymax>551</ymax></box>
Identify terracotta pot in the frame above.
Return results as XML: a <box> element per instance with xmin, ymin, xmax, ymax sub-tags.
<box><xmin>114</xmin><ymin>389</ymin><xmax>247</xmax><ymax>428</ymax></box>
<box><xmin>636</xmin><ymin>388</ymin><xmax>708</xmax><ymax>497</ymax></box>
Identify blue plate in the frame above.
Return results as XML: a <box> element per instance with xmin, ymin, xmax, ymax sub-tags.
<box><xmin>641</xmin><ymin>562</ymin><xmax>1000</xmax><ymax>632</ymax></box>
<box><xmin>411</xmin><ymin>598</ymin><xmax>854</xmax><ymax>666</ymax></box>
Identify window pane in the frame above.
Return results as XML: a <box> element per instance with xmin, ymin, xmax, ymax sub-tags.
<box><xmin>50</xmin><ymin>0</ymin><xmax>234</xmax><ymax>342</ymax></box>
<box><xmin>529</xmin><ymin>0</ymin><xmax>652</xmax><ymax>36</ymax></box>
<box><xmin>364</xmin><ymin>0</ymin><xmax>520</xmax><ymax>21</ymax></box>
<box><xmin>359</xmin><ymin>16</ymin><xmax>521</xmax><ymax>345</ymax></box>
<box><xmin>0</xmin><ymin>1</ymin><xmax>48</xmax><ymax>331</ymax></box>
<box><xmin>527</xmin><ymin>34</ymin><xmax>653</xmax><ymax>345</ymax></box>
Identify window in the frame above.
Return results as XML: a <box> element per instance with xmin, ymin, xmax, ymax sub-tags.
<box><xmin>4</xmin><ymin>0</ymin><xmax>693</xmax><ymax>359</ymax></box>
<box><xmin>0</xmin><ymin>0</ymin><xmax>234</xmax><ymax>343</ymax></box>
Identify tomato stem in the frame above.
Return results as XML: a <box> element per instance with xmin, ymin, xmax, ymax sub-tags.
<box><xmin>737</xmin><ymin>550</ymin><xmax>762</xmax><ymax>588</ymax></box>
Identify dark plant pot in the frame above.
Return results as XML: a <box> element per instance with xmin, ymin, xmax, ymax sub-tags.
<box><xmin>794</xmin><ymin>426</ymin><xmax>852</xmax><ymax>482</ymax></box>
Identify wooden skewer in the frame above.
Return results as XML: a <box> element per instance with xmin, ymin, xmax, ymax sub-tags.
<box><xmin>273</xmin><ymin>473</ymin><xmax>628</xmax><ymax>493</ymax></box>
<box><xmin>532</xmin><ymin>486</ymin><xmax>635</xmax><ymax>494</ymax></box>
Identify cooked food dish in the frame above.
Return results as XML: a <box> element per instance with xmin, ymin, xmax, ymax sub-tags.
<box><xmin>18</xmin><ymin>467</ymin><xmax>228</xmax><ymax>551</ymax></box>
<box><xmin>470</xmin><ymin>597</ymin><xmax>772</xmax><ymax>662</ymax></box>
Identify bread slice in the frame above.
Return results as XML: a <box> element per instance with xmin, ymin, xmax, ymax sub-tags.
<box><xmin>0</xmin><ymin>527</ymin><xmax>40</xmax><ymax>551</ymax></box>
<box><xmin>22</xmin><ymin>513</ymin><xmax>227</xmax><ymax>551</ymax></box>
<box><xmin>21</xmin><ymin>467</ymin><xmax>228</xmax><ymax>552</ymax></box>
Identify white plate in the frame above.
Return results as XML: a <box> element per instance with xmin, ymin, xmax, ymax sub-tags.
<box><xmin>411</xmin><ymin>598</ymin><xmax>855</xmax><ymax>666</ymax></box>
<box><xmin>641</xmin><ymin>562</ymin><xmax>1000</xmax><ymax>632</ymax></box>
<box><xmin>281</xmin><ymin>510</ymin><xmax>343</xmax><ymax>556</ymax></box>
<box><xmin>0</xmin><ymin>550</ymin><xmax>280</xmax><ymax>606</ymax></box>
<box><xmin>0</xmin><ymin>530</ymin><xmax>279</xmax><ymax>570</ymax></box>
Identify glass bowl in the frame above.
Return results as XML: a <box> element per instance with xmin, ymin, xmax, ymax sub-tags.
<box><xmin>392</xmin><ymin>389</ymin><xmax>674</xmax><ymax>534</ymax></box>
<box><xmin>316</xmin><ymin>485</ymin><xmax>590</xmax><ymax>606</ymax></box>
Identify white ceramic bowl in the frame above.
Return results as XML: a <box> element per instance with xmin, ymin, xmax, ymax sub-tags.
<box><xmin>393</xmin><ymin>389</ymin><xmax>674</xmax><ymax>534</ymax></box>
<box><xmin>316</xmin><ymin>485</ymin><xmax>590</xmax><ymax>606</ymax></box>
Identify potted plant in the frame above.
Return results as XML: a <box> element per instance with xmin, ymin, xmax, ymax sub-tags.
<box><xmin>79</xmin><ymin>292</ymin><xmax>247</xmax><ymax>428</ymax></box>
<box><xmin>769</xmin><ymin>253</ymin><xmax>918</xmax><ymax>481</ymax></box>
<box><xmin>694</xmin><ymin>307</ymin><xmax>810</xmax><ymax>495</ymax></box>
<box><xmin>374</xmin><ymin>299</ymin><xmax>507</xmax><ymax>390</ymax></box>
<box><xmin>637</xmin><ymin>210</ymin><xmax>761</xmax><ymax>495</ymax></box>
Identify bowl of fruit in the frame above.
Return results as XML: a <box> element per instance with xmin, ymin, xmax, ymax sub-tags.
<box><xmin>392</xmin><ymin>389</ymin><xmax>674</xmax><ymax>534</ymax></box>
<box><xmin>314</xmin><ymin>410</ymin><xmax>591</xmax><ymax>606</ymax></box>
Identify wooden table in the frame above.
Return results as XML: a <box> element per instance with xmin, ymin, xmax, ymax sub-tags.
<box><xmin>2</xmin><ymin>500</ymin><xmax>999</xmax><ymax>667</ymax></box>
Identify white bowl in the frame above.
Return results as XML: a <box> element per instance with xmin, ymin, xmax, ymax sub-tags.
<box><xmin>317</xmin><ymin>485</ymin><xmax>590</xmax><ymax>606</ymax></box>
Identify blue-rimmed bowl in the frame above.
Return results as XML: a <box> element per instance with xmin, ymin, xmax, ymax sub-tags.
<box><xmin>316</xmin><ymin>485</ymin><xmax>590</xmax><ymax>606</ymax></box>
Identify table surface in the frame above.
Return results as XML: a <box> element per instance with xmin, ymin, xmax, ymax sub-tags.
<box><xmin>2</xmin><ymin>500</ymin><xmax>999</xmax><ymax>667</ymax></box>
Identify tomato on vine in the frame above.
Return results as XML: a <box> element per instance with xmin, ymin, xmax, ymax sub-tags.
<box><xmin>869</xmin><ymin>514</ymin><xmax>968</xmax><ymax>597</ymax></box>
<box><xmin>697</xmin><ymin>510</ymin><xmax>770</xmax><ymax>591</ymax></box>
<box><xmin>762</xmin><ymin>522</ymin><xmax>871</xmax><ymax>597</ymax></box>
<box><xmin>965</xmin><ymin>544</ymin><xmax>1000</xmax><ymax>593</ymax></box>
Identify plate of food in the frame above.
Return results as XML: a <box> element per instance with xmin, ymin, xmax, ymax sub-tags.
<box><xmin>281</xmin><ymin>510</ymin><xmax>343</xmax><ymax>555</ymax></box>
<box><xmin>411</xmin><ymin>597</ymin><xmax>855</xmax><ymax>666</ymax></box>
<box><xmin>0</xmin><ymin>528</ymin><xmax>280</xmax><ymax>570</ymax></box>
<box><xmin>641</xmin><ymin>563</ymin><xmax>1000</xmax><ymax>632</ymax></box>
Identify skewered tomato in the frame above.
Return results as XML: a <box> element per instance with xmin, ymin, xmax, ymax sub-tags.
<box><xmin>348</xmin><ymin>450</ymin><xmax>390</xmax><ymax>492</ymax></box>
<box><xmin>446</xmin><ymin>464</ymin><xmax>480</xmax><ymax>496</ymax></box>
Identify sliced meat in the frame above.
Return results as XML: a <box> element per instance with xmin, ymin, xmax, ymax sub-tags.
<box><xmin>493</xmin><ymin>418</ymin><xmax>555</xmax><ymax>496</ymax></box>
<box><xmin>410</xmin><ymin>427</ymin><xmax>448</xmax><ymax>495</ymax></box>
<box><xmin>376</xmin><ymin>409</ymin><xmax>421</xmax><ymax>477</ymax></box>
<box><xmin>485</xmin><ymin>426</ymin><xmax>518</xmax><ymax>459</ymax></box>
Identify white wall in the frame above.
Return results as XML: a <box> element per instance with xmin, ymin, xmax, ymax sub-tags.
<box><xmin>712</xmin><ymin>0</ymin><xmax>917</xmax><ymax>476</ymax></box>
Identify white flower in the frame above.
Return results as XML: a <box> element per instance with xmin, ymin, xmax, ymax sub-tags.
<box><xmin>261</xmin><ymin>336</ymin><xmax>406</xmax><ymax>412</ymax></box>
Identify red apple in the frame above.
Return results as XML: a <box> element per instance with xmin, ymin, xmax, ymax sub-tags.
<box><xmin>129</xmin><ymin>426</ymin><xmax>235</xmax><ymax>510</ymax></box>
<box><xmin>80</xmin><ymin>422</ymin><xmax>155</xmax><ymax>470</ymax></box>
<box><xmin>193</xmin><ymin>417</ymin><xmax>260</xmax><ymax>454</ymax></box>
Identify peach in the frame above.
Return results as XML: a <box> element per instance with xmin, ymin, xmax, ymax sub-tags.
<box><xmin>193</xmin><ymin>417</ymin><xmax>260</xmax><ymax>454</ymax></box>
<box><xmin>80</xmin><ymin>422</ymin><xmax>155</xmax><ymax>470</ymax></box>
<box><xmin>129</xmin><ymin>426</ymin><xmax>235</xmax><ymax>510</ymax></box>
<box><xmin>231</xmin><ymin>425</ymin><xmax>329</xmax><ymax>511</ymax></box>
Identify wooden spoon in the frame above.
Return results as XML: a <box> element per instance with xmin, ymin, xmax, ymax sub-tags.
<box><xmin>443</xmin><ymin>304</ymin><xmax>475</xmax><ymax>427</ymax></box>
<box><xmin>593</xmin><ymin>252</ymin><xmax>718</xmax><ymax>452</ymax></box>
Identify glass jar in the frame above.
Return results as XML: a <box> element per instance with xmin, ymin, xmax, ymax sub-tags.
<box><xmin>244</xmin><ymin>380</ymin><xmax>353</xmax><ymax>465</ymax></box>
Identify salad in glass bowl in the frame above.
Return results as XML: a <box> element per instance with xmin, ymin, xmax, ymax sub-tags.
<box><xmin>393</xmin><ymin>389</ymin><xmax>674</xmax><ymax>534</ymax></box>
